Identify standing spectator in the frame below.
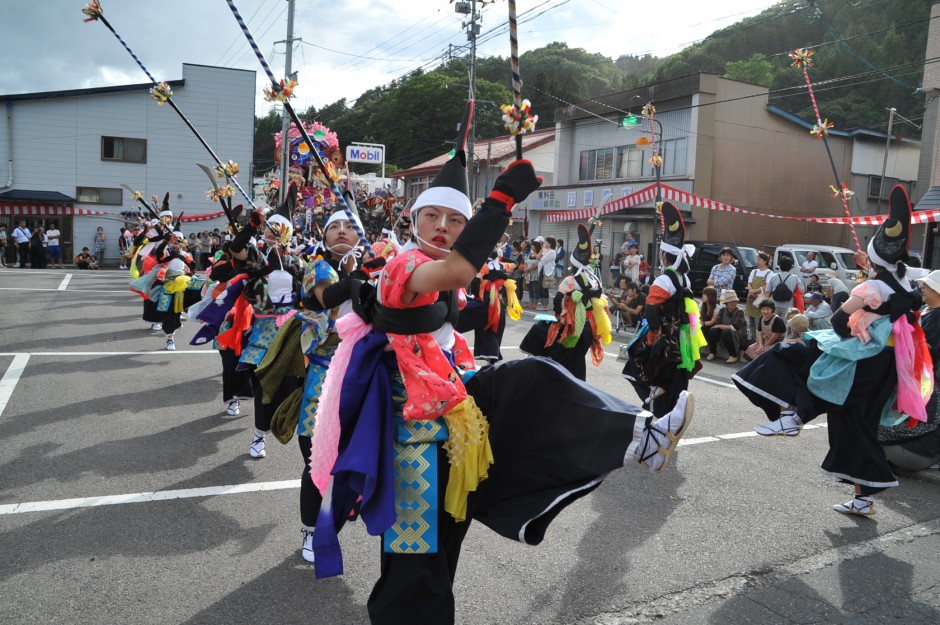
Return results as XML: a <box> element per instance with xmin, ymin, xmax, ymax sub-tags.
<box><xmin>705</xmin><ymin>290</ymin><xmax>748</xmax><ymax>363</ymax></box>
<box><xmin>46</xmin><ymin>221</ymin><xmax>63</xmax><ymax>269</ymax></box>
<box><xmin>638</xmin><ymin>255</ymin><xmax>651</xmax><ymax>285</ymax></box>
<box><xmin>30</xmin><ymin>227</ymin><xmax>46</xmax><ymax>268</ymax></box>
<box><xmin>499</xmin><ymin>233</ymin><xmax>512</xmax><ymax>262</ymax></box>
<box><xmin>199</xmin><ymin>231</ymin><xmax>212</xmax><ymax>269</ymax></box>
<box><xmin>609</xmin><ymin>243</ymin><xmax>625</xmax><ymax>286</ymax></box>
<box><xmin>525</xmin><ymin>240</ymin><xmax>542</xmax><ymax>309</ymax></box>
<box><xmin>554</xmin><ymin>238</ymin><xmax>566</xmax><ymax>278</ymax></box>
<box><xmin>122</xmin><ymin>227</ymin><xmax>135</xmax><ymax>266</ymax></box>
<box><xmin>743</xmin><ymin>299</ymin><xmax>786</xmax><ymax>361</ymax></box>
<box><xmin>706</xmin><ymin>246</ymin><xmax>737</xmax><ymax>292</ymax></box>
<box><xmin>622</xmin><ymin>243</ymin><xmax>641</xmax><ymax>284</ymax></box>
<box><xmin>764</xmin><ymin>256</ymin><xmax>802</xmax><ymax>317</ymax></box>
<box><xmin>745</xmin><ymin>252</ymin><xmax>772</xmax><ymax>341</ymax></box>
<box><xmin>803</xmin><ymin>292</ymin><xmax>833</xmax><ymax>330</ymax></box>
<box><xmin>118</xmin><ymin>227</ymin><xmax>128</xmax><ymax>269</ymax></box>
<box><xmin>800</xmin><ymin>251</ymin><xmax>818</xmax><ymax>280</ymax></box>
<box><xmin>538</xmin><ymin>236</ymin><xmax>557</xmax><ymax>311</ymax></box>
<box><xmin>12</xmin><ymin>219</ymin><xmax>30</xmax><ymax>268</ymax></box>
<box><xmin>93</xmin><ymin>226</ymin><xmax>107</xmax><ymax>266</ymax></box>
<box><xmin>0</xmin><ymin>224</ymin><xmax>7</xmax><ymax>267</ymax></box>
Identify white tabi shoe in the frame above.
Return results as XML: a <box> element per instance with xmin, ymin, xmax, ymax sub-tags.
<box><xmin>150</xmin><ymin>322</ymin><xmax>163</xmax><ymax>331</ymax></box>
<box><xmin>755</xmin><ymin>412</ymin><xmax>802</xmax><ymax>437</ymax></box>
<box><xmin>165</xmin><ymin>338</ymin><xmax>176</xmax><ymax>351</ymax></box>
<box><xmin>640</xmin><ymin>390</ymin><xmax>695</xmax><ymax>473</ymax></box>
<box><xmin>224</xmin><ymin>400</ymin><xmax>241</xmax><ymax>418</ymax></box>
<box><xmin>832</xmin><ymin>496</ymin><xmax>875</xmax><ymax>517</ymax></box>
<box><xmin>249</xmin><ymin>434</ymin><xmax>266</xmax><ymax>459</ymax></box>
<box><xmin>301</xmin><ymin>529</ymin><xmax>316</xmax><ymax>563</ymax></box>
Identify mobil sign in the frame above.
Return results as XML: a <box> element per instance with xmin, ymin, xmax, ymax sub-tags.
<box><xmin>346</xmin><ymin>144</ymin><xmax>384</xmax><ymax>164</ymax></box>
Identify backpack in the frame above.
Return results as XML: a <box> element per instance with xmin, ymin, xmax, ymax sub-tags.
<box><xmin>771</xmin><ymin>272</ymin><xmax>793</xmax><ymax>302</ymax></box>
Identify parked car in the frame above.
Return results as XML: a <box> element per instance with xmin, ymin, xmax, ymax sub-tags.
<box><xmin>687</xmin><ymin>241</ymin><xmax>759</xmax><ymax>300</ymax></box>
<box><xmin>772</xmin><ymin>244</ymin><xmax>861</xmax><ymax>291</ymax></box>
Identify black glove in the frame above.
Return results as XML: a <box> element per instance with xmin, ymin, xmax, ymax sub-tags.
<box><xmin>453</xmin><ymin>160</ymin><xmax>542</xmax><ymax>271</ymax></box>
<box><xmin>489</xmin><ymin>159</ymin><xmax>543</xmax><ymax>214</ymax></box>
<box><xmin>247</xmin><ymin>210</ymin><xmax>264</xmax><ymax>229</ymax></box>
<box><xmin>229</xmin><ymin>225</ymin><xmax>257</xmax><ymax>254</ymax></box>
<box><xmin>362</xmin><ymin>257</ymin><xmax>387</xmax><ymax>273</ymax></box>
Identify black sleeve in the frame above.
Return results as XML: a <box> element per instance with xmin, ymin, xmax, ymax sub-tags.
<box><xmin>831</xmin><ymin>308</ymin><xmax>851</xmax><ymax>338</ymax></box>
<box><xmin>771</xmin><ymin>316</ymin><xmax>787</xmax><ymax>334</ymax></box>
<box><xmin>133</xmin><ymin>231</ymin><xmax>148</xmax><ymax>246</ymax></box>
<box><xmin>553</xmin><ymin>291</ymin><xmax>564</xmax><ymax>315</ymax></box>
<box><xmin>303</xmin><ymin>278</ymin><xmax>356</xmax><ymax>311</ymax></box>
<box><xmin>488</xmin><ymin>269</ymin><xmax>509</xmax><ymax>281</ymax></box>
<box><xmin>151</xmin><ymin>241</ymin><xmax>168</xmax><ymax>258</ymax></box>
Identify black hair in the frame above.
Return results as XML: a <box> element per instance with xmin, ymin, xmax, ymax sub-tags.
<box><xmin>758</xmin><ymin>298</ymin><xmax>776</xmax><ymax>310</ymax></box>
<box><xmin>557</xmin><ymin>239</ymin><xmax>564</xmax><ymax>247</ymax></box>
<box><xmin>757</xmin><ymin>251</ymin><xmax>770</xmax><ymax>263</ymax></box>
<box><xmin>662</xmin><ymin>250</ymin><xmax>690</xmax><ymax>273</ymax></box>
<box><xmin>719</xmin><ymin>246</ymin><xmax>735</xmax><ymax>258</ymax></box>
<box><xmin>778</xmin><ymin>256</ymin><xmax>794</xmax><ymax>271</ymax></box>
<box><xmin>545</xmin><ymin>236</ymin><xmax>556</xmax><ymax>249</ymax></box>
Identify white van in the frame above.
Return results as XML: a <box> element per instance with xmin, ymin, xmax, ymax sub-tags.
<box><xmin>772</xmin><ymin>245</ymin><xmax>861</xmax><ymax>291</ymax></box>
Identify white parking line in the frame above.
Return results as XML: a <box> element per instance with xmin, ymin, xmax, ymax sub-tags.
<box><xmin>0</xmin><ymin>287</ymin><xmax>130</xmax><ymax>293</ymax></box>
<box><xmin>57</xmin><ymin>273</ymin><xmax>73</xmax><ymax>290</ymax></box>
<box><xmin>0</xmin><ymin>353</ymin><xmax>30</xmax><ymax>418</ymax></box>
<box><xmin>0</xmin><ymin>424</ymin><xmax>829</xmax><ymax>516</ymax></box>
<box><xmin>0</xmin><ymin>351</ymin><xmax>215</xmax><ymax>357</ymax></box>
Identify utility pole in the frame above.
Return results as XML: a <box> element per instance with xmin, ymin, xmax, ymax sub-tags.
<box><xmin>454</xmin><ymin>0</ymin><xmax>483</xmax><ymax>200</ymax></box>
<box><xmin>876</xmin><ymin>107</ymin><xmax>896</xmax><ymax>215</ymax></box>
<box><xmin>277</xmin><ymin>0</ymin><xmax>297</xmax><ymax>205</ymax></box>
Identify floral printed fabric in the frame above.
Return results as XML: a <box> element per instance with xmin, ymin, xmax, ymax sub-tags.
<box><xmin>379</xmin><ymin>250</ymin><xmax>475</xmax><ymax>420</ymax></box>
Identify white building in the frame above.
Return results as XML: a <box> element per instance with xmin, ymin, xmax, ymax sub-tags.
<box><xmin>0</xmin><ymin>63</ymin><xmax>255</xmax><ymax>265</ymax></box>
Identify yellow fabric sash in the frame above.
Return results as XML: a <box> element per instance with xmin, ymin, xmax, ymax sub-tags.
<box><xmin>441</xmin><ymin>395</ymin><xmax>493</xmax><ymax>522</ymax></box>
<box><xmin>163</xmin><ymin>275</ymin><xmax>193</xmax><ymax>313</ymax></box>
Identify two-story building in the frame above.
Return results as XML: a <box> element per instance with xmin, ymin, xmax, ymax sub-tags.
<box><xmin>538</xmin><ymin>73</ymin><xmax>919</xmax><ymax>272</ymax></box>
<box><xmin>0</xmin><ymin>64</ymin><xmax>255</xmax><ymax>265</ymax></box>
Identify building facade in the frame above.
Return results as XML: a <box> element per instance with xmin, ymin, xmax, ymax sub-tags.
<box><xmin>0</xmin><ymin>63</ymin><xmax>255</xmax><ymax>265</ymax></box>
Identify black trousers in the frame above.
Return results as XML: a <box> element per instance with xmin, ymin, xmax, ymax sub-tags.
<box><xmin>219</xmin><ymin>349</ymin><xmax>252</xmax><ymax>403</ymax></box>
<box><xmin>250</xmin><ymin>373</ymin><xmax>299</xmax><ymax>433</ymax></box>
<box><xmin>162</xmin><ymin>311</ymin><xmax>182</xmax><ymax>336</ymax></box>
<box><xmin>298</xmin><ymin>435</ymin><xmax>325</xmax><ymax>529</ymax></box>
<box><xmin>17</xmin><ymin>242</ymin><xmax>29</xmax><ymax>267</ymax></box>
<box><xmin>706</xmin><ymin>326</ymin><xmax>741</xmax><ymax>356</ymax></box>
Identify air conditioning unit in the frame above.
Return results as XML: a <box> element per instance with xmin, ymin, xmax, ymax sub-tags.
<box><xmin>454</xmin><ymin>2</ymin><xmax>471</xmax><ymax>14</ymax></box>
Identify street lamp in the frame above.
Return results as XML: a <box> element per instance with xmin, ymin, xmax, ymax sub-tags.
<box><xmin>623</xmin><ymin>102</ymin><xmax>665</xmax><ymax>274</ymax></box>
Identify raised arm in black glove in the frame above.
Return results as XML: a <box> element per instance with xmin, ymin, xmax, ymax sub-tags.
<box><xmin>229</xmin><ymin>225</ymin><xmax>257</xmax><ymax>255</ymax></box>
<box><xmin>452</xmin><ymin>159</ymin><xmax>542</xmax><ymax>271</ymax></box>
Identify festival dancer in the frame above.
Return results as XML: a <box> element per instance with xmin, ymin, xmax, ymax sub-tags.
<box><xmin>146</xmin><ymin>227</ymin><xmax>199</xmax><ymax>351</ymax></box>
<box><xmin>622</xmin><ymin>202</ymin><xmax>705</xmax><ymax>416</ymax></box>
<box><xmin>732</xmin><ymin>186</ymin><xmax>933</xmax><ymax>516</ymax></box>
<box><xmin>288</xmin><ymin>207</ymin><xmax>367</xmax><ymax>562</ymax></box>
<box><xmin>456</xmin><ymin>249</ymin><xmax>522</xmax><ymax>364</ymax></box>
<box><xmin>131</xmin><ymin>196</ymin><xmax>173</xmax><ymax>331</ymax></box>
<box><xmin>305</xmin><ymin>129</ymin><xmax>695</xmax><ymax>625</ymax></box>
<box><xmin>519</xmin><ymin>221</ymin><xmax>613</xmax><ymax>380</ymax></box>
<box><xmin>231</xmin><ymin>191</ymin><xmax>304</xmax><ymax>460</ymax></box>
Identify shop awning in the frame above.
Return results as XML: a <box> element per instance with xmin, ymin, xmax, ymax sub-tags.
<box><xmin>0</xmin><ymin>203</ymin><xmax>106</xmax><ymax>216</ymax></box>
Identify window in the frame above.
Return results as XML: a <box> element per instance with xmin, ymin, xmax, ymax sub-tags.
<box><xmin>76</xmin><ymin>186</ymin><xmax>122</xmax><ymax>205</ymax></box>
<box><xmin>101</xmin><ymin>136</ymin><xmax>147</xmax><ymax>163</ymax></box>
<box><xmin>409</xmin><ymin>175</ymin><xmax>430</xmax><ymax>200</ymax></box>
<box><xmin>618</xmin><ymin>146</ymin><xmax>643</xmax><ymax>178</ymax></box>
<box><xmin>578</xmin><ymin>148</ymin><xmax>616</xmax><ymax>181</ymax></box>
<box><xmin>869</xmin><ymin>176</ymin><xmax>912</xmax><ymax>200</ymax></box>
<box><xmin>581</xmin><ymin>137</ymin><xmax>688</xmax><ymax>182</ymax></box>
<box><xmin>662</xmin><ymin>138</ymin><xmax>688</xmax><ymax>176</ymax></box>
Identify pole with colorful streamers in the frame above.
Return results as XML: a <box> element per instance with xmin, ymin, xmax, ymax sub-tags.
<box><xmin>789</xmin><ymin>47</ymin><xmax>861</xmax><ymax>252</ymax></box>
<box><xmin>82</xmin><ymin>1</ymin><xmax>256</xmax><ymax>211</ymax></box>
<box><xmin>501</xmin><ymin>0</ymin><xmax>537</xmax><ymax>161</ymax></box>
<box><xmin>222</xmin><ymin>0</ymin><xmax>374</xmax><ymax>257</ymax></box>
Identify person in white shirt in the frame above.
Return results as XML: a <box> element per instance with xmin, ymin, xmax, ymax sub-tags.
<box><xmin>537</xmin><ymin>236</ymin><xmax>557</xmax><ymax>310</ymax></box>
<box><xmin>12</xmin><ymin>220</ymin><xmax>30</xmax><ymax>268</ymax></box>
<box><xmin>800</xmin><ymin>251</ymin><xmax>818</xmax><ymax>279</ymax></box>
<box><xmin>46</xmin><ymin>222</ymin><xmax>63</xmax><ymax>268</ymax></box>
<box><xmin>622</xmin><ymin>243</ymin><xmax>641</xmax><ymax>284</ymax></box>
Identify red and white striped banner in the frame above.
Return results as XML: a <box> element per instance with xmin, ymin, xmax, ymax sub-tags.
<box><xmin>545</xmin><ymin>183</ymin><xmax>940</xmax><ymax>225</ymax></box>
<box><xmin>0</xmin><ymin>204</ymin><xmax>107</xmax><ymax>216</ymax></box>
<box><xmin>0</xmin><ymin>203</ymin><xmax>226</xmax><ymax>222</ymax></box>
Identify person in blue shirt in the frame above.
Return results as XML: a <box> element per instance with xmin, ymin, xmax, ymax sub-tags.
<box><xmin>554</xmin><ymin>238</ymin><xmax>566</xmax><ymax>278</ymax></box>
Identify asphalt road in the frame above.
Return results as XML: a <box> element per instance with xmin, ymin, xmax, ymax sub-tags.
<box><xmin>1</xmin><ymin>267</ymin><xmax>938</xmax><ymax>625</ymax></box>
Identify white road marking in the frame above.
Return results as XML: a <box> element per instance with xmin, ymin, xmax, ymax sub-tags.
<box><xmin>0</xmin><ymin>287</ymin><xmax>130</xmax><ymax>293</ymax></box>
<box><xmin>0</xmin><ymin>352</ymin><xmax>215</xmax><ymax>357</ymax></box>
<box><xmin>56</xmin><ymin>273</ymin><xmax>73</xmax><ymax>290</ymax></box>
<box><xmin>0</xmin><ymin>480</ymin><xmax>300</xmax><ymax>515</ymax></box>
<box><xmin>0</xmin><ymin>353</ymin><xmax>30</xmax><ymax>418</ymax></box>
<box><xmin>0</xmin><ymin>424</ymin><xmax>829</xmax><ymax>516</ymax></box>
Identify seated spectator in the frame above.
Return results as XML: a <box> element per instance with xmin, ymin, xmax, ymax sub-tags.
<box><xmin>805</xmin><ymin>273</ymin><xmax>824</xmax><ymax>294</ymax></box>
<box><xmin>700</xmin><ymin>286</ymin><xmax>720</xmax><ymax>332</ymax></box>
<box><xmin>744</xmin><ymin>299</ymin><xmax>786</xmax><ymax>361</ymax></box>
<box><xmin>783</xmin><ymin>313</ymin><xmax>809</xmax><ymax>343</ymax></box>
<box><xmin>88</xmin><ymin>255</ymin><xmax>100</xmax><ymax>270</ymax></box>
<box><xmin>705</xmin><ymin>289</ymin><xmax>748</xmax><ymax>364</ymax></box>
<box><xmin>74</xmin><ymin>247</ymin><xmax>93</xmax><ymax>269</ymax></box>
<box><xmin>804</xmin><ymin>292</ymin><xmax>833</xmax><ymax>330</ymax></box>
<box><xmin>610</xmin><ymin>279</ymin><xmax>645</xmax><ymax>328</ymax></box>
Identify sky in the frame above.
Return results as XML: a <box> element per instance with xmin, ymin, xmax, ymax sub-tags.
<box><xmin>0</xmin><ymin>0</ymin><xmax>784</xmax><ymax>114</ymax></box>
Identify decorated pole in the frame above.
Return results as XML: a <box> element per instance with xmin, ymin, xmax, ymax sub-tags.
<box><xmin>501</xmin><ymin>0</ymin><xmax>537</xmax><ymax>161</ymax></box>
<box><xmin>643</xmin><ymin>102</ymin><xmax>664</xmax><ymax>276</ymax></box>
<box><xmin>222</xmin><ymin>0</ymin><xmax>375</xmax><ymax>257</ymax></box>
<box><xmin>789</xmin><ymin>48</ymin><xmax>861</xmax><ymax>252</ymax></box>
<box><xmin>82</xmin><ymin>1</ymin><xmax>256</xmax><ymax>211</ymax></box>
